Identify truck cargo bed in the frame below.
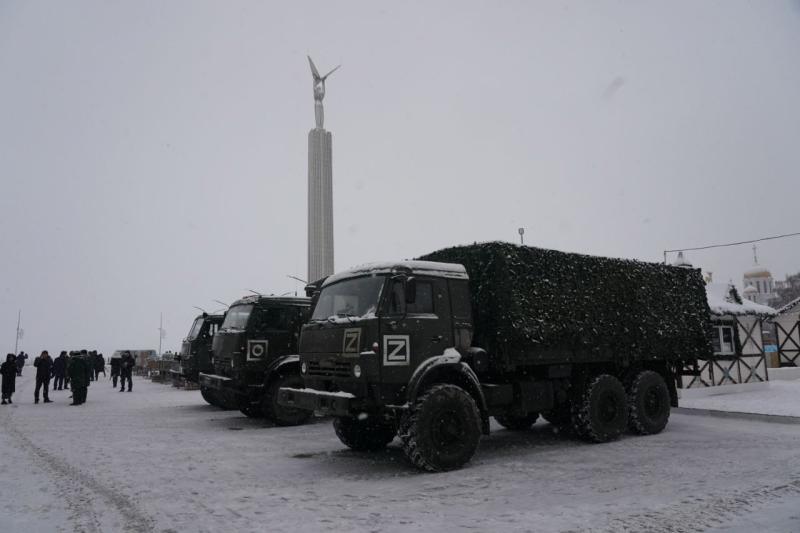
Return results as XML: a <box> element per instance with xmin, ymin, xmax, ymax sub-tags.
<box><xmin>419</xmin><ymin>242</ymin><xmax>712</xmax><ymax>370</ymax></box>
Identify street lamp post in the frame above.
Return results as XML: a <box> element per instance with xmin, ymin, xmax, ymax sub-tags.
<box><xmin>518</xmin><ymin>227</ymin><xmax>525</xmax><ymax>245</ymax></box>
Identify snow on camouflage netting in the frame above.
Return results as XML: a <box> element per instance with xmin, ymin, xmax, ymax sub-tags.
<box><xmin>419</xmin><ymin>241</ymin><xmax>713</xmax><ymax>365</ymax></box>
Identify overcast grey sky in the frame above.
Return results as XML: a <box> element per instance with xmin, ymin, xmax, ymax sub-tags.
<box><xmin>1</xmin><ymin>1</ymin><xmax>799</xmax><ymax>355</ymax></box>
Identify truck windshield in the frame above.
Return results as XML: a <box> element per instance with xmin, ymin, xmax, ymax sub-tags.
<box><xmin>312</xmin><ymin>276</ymin><xmax>385</xmax><ymax>321</ymax></box>
<box><xmin>220</xmin><ymin>305</ymin><xmax>253</xmax><ymax>330</ymax></box>
<box><xmin>186</xmin><ymin>318</ymin><xmax>204</xmax><ymax>340</ymax></box>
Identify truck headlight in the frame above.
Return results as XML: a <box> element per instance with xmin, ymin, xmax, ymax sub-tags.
<box><xmin>353</xmin><ymin>364</ymin><xmax>362</xmax><ymax>378</ymax></box>
<box><xmin>301</xmin><ymin>362</ymin><xmax>307</xmax><ymax>374</ymax></box>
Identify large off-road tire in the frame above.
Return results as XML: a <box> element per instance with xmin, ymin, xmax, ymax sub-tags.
<box><xmin>399</xmin><ymin>383</ymin><xmax>481</xmax><ymax>472</ymax></box>
<box><xmin>495</xmin><ymin>412</ymin><xmax>539</xmax><ymax>430</ymax></box>
<box><xmin>573</xmin><ymin>374</ymin><xmax>628</xmax><ymax>443</ymax></box>
<box><xmin>627</xmin><ymin>370</ymin><xmax>670</xmax><ymax>435</ymax></box>
<box><xmin>200</xmin><ymin>386</ymin><xmax>219</xmax><ymax>407</ymax></box>
<box><xmin>334</xmin><ymin>415</ymin><xmax>396</xmax><ymax>451</ymax></box>
<box><xmin>239</xmin><ymin>398</ymin><xmax>262</xmax><ymax>418</ymax></box>
<box><xmin>262</xmin><ymin>372</ymin><xmax>312</xmax><ymax>426</ymax></box>
<box><xmin>218</xmin><ymin>391</ymin><xmax>239</xmax><ymax>411</ymax></box>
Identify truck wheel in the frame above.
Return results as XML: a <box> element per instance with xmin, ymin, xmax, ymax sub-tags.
<box><xmin>218</xmin><ymin>391</ymin><xmax>238</xmax><ymax>411</ymax></box>
<box><xmin>239</xmin><ymin>399</ymin><xmax>262</xmax><ymax>418</ymax></box>
<box><xmin>495</xmin><ymin>412</ymin><xmax>539</xmax><ymax>430</ymax></box>
<box><xmin>399</xmin><ymin>384</ymin><xmax>481</xmax><ymax>472</ymax></box>
<box><xmin>200</xmin><ymin>386</ymin><xmax>218</xmax><ymax>407</ymax></box>
<box><xmin>573</xmin><ymin>374</ymin><xmax>628</xmax><ymax>443</ymax></box>
<box><xmin>262</xmin><ymin>373</ymin><xmax>312</xmax><ymax>426</ymax></box>
<box><xmin>628</xmin><ymin>370</ymin><xmax>670</xmax><ymax>435</ymax></box>
<box><xmin>334</xmin><ymin>416</ymin><xmax>396</xmax><ymax>451</ymax></box>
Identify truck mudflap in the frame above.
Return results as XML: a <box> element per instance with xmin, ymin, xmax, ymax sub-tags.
<box><xmin>198</xmin><ymin>372</ymin><xmax>232</xmax><ymax>391</ymax></box>
<box><xmin>277</xmin><ymin>387</ymin><xmax>357</xmax><ymax>417</ymax></box>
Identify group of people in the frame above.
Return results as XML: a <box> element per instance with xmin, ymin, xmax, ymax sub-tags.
<box><xmin>0</xmin><ymin>350</ymin><xmax>136</xmax><ymax>405</ymax></box>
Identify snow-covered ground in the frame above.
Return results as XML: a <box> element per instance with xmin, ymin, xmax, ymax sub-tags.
<box><xmin>680</xmin><ymin>380</ymin><xmax>800</xmax><ymax>417</ymax></box>
<box><xmin>2</xmin><ymin>373</ymin><xmax>800</xmax><ymax>533</ymax></box>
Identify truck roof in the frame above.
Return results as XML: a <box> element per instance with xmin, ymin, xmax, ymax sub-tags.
<box><xmin>230</xmin><ymin>295</ymin><xmax>310</xmax><ymax>307</ymax></box>
<box><xmin>194</xmin><ymin>313</ymin><xmax>225</xmax><ymax>320</ymax></box>
<box><xmin>323</xmin><ymin>261</ymin><xmax>468</xmax><ymax>287</ymax></box>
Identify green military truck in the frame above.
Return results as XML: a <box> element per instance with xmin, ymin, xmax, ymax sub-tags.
<box><xmin>171</xmin><ymin>312</ymin><xmax>226</xmax><ymax>406</ymax></box>
<box><xmin>278</xmin><ymin>242</ymin><xmax>712</xmax><ymax>471</ymax></box>
<box><xmin>199</xmin><ymin>295</ymin><xmax>313</xmax><ymax>425</ymax></box>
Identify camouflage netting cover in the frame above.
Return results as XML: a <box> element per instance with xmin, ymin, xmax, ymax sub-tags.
<box><xmin>419</xmin><ymin>242</ymin><xmax>713</xmax><ymax>368</ymax></box>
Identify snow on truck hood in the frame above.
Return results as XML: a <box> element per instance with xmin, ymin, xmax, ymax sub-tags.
<box><xmin>322</xmin><ymin>261</ymin><xmax>468</xmax><ymax>286</ymax></box>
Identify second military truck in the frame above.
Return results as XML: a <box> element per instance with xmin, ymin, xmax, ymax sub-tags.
<box><xmin>279</xmin><ymin>241</ymin><xmax>712</xmax><ymax>471</ymax></box>
<box><xmin>199</xmin><ymin>295</ymin><xmax>312</xmax><ymax>425</ymax></box>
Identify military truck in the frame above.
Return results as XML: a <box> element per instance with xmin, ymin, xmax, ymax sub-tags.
<box><xmin>171</xmin><ymin>312</ymin><xmax>226</xmax><ymax>405</ymax></box>
<box><xmin>199</xmin><ymin>295</ymin><xmax>313</xmax><ymax>425</ymax></box>
<box><xmin>278</xmin><ymin>242</ymin><xmax>712</xmax><ymax>471</ymax></box>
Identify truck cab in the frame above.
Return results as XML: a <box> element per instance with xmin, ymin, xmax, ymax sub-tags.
<box><xmin>173</xmin><ymin>313</ymin><xmax>224</xmax><ymax>394</ymax></box>
<box><xmin>279</xmin><ymin>262</ymin><xmax>489</xmax><ymax>469</ymax></box>
<box><xmin>199</xmin><ymin>295</ymin><xmax>312</xmax><ymax>425</ymax></box>
<box><xmin>295</xmin><ymin>262</ymin><xmax>473</xmax><ymax>408</ymax></box>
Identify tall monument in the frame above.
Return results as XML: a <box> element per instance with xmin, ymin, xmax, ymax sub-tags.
<box><xmin>307</xmin><ymin>56</ymin><xmax>339</xmax><ymax>283</ymax></box>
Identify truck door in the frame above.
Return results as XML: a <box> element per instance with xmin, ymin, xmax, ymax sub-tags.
<box><xmin>197</xmin><ymin>319</ymin><xmax>219</xmax><ymax>373</ymax></box>
<box><xmin>249</xmin><ymin>307</ymin><xmax>290</xmax><ymax>366</ymax></box>
<box><xmin>380</xmin><ymin>277</ymin><xmax>452</xmax><ymax>397</ymax></box>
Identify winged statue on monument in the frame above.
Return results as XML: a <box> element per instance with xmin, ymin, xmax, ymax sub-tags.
<box><xmin>308</xmin><ymin>56</ymin><xmax>340</xmax><ymax>129</ymax></box>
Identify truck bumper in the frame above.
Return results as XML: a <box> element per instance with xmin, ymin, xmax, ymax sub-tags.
<box><xmin>277</xmin><ymin>387</ymin><xmax>357</xmax><ymax>417</ymax></box>
<box><xmin>198</xmin><ymin>372</ymin><xmax>233</xmax><ymax>392</ymax></box>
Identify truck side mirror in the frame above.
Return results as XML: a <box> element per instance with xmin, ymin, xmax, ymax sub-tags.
<box><xmin>310</xmin><ymin>290</ymin><xmax>321</xmax><ymax>310</ymax></box>
<box><xmin>405</xmin><ymin>277</ymin><xmax>417</xmax><ymax>305</ymax></box>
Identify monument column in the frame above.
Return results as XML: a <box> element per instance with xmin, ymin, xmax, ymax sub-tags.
<box><xmin>307</xmin><ymin>56</ymin><xmax>339</xmax><ymax>283</ymax></box>
<box><xmin>307</xmin><ymin>128</ymin><xmax>333</xmax><ymax>283</ymax></box>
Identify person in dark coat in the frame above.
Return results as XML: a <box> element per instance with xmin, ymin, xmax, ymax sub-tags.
<box><xmin>81</xmin><ymin>350</ymin><xmax>93</xmax><ymax>388</ymax></box>
<box><xmin>1</xmin><ymin>354</ymin><xmax>17</xmax><ymax>404</ymax></box>
<box><xmin>87</xmin><ymin>351</ymin><xmax>95</xmax><ymax>381</ymax></box>
<box><xmin>120</xmin><ymin>351</ymin><xmax>135</xmax><ymax>392</ymax></box>
<box><xmin>67</xmin><ymin>351</ymin><xmax>89</xmax><ymax>405</ymax></box>
<box><xmin>64</xmin><ymin>352</ymin><xmax>71</xmax><ymax>390</ymax></box>
<box><xmin>15</xmin><ymin>351</ymin><xmax>28</xmax><ymax>376</ymax></box>
<box><xmin>110</xmin><ymin>354</ymin><xmax>121</xmax><ymax>388</ymax></box>
<box><xmin>52</xmin><ymin>351</ymin><xmax>67</xmax><ymax>390</ymax></box>
<box><xmin>33</xmin><ymin>350</ymin><xmax>53</xmax><ymax>404</ymax></box>
<box><xmin>94</xmin><ymin>352</ymin><xmax>106</xmax><ymax>380</ymax></box>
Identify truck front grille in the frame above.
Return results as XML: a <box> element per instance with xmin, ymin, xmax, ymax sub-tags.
<box><xmin>307</xmin><ymin>360</ymin><xmax>351</xmax><ymax>378</ymax></box>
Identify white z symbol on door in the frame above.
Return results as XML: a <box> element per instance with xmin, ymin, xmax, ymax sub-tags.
<box><xmin>383</xmin><ymin>335</ymin><xmax>410</xmax><ymax>366</ymax></box>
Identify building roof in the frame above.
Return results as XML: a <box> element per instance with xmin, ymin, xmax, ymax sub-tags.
<box><xmin>777</xmin><ymin>296</ymin><xmax>800</xmax><ymax>316</ymax></box>
<box><xmin>706</xmin><ymin>282</ymin><xmax>777</xmax><ymax>317</ymax></box>
<box><xmin>743</xmin><ymin>267</ymin><xmax>772</xmax><ymax>278</ymax></box>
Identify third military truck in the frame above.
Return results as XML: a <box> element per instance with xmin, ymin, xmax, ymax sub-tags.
<box><xmin>172</xmin><ymin>312</ymin><xmax>225</xmax><ymax>405</ymax></box>
<box><xmin>199</xmin><ymin>295</ymin><xmax>312</xmax><ymax>425</ymax></box>
<box><xmin>279</xmin><ymin>242</ymin><xmax>713</xmax><ymax>471</ymax></box>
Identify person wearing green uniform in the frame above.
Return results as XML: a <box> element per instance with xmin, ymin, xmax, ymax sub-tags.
<box><xmin>67</xmin><ymin>351</ymin><xmax>89</xmax><ymax>405</ymax></box>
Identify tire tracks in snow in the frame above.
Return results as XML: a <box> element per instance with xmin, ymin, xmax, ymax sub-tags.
<box><xmin>1</xmin><ymin>409</ymin><xmax>155</xmax><ymax>533</ymax></box>
<box><xmin>601</xmin><ymin>477</ymin><xmax>800</xmax><ymax>533</ymax></box>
